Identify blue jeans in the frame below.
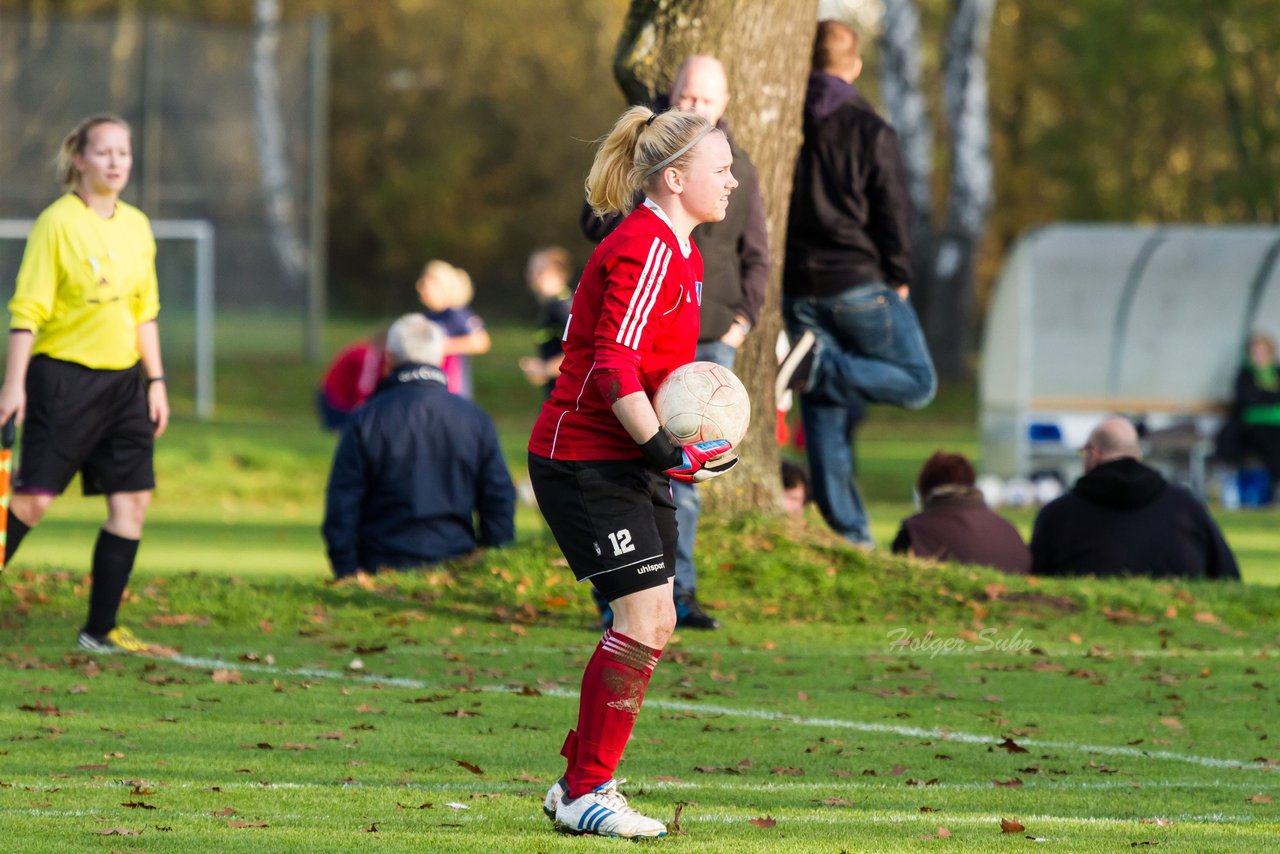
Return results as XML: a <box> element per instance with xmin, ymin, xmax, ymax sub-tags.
<box><xmin>671</xmin><ymin>339</ymin><xmax>737</xmax><ymax>596</ymax></box>
<box><xmin>785</xmin><ymin>284</ymin><xmax>936</xmax><ymax>545</ymax></box>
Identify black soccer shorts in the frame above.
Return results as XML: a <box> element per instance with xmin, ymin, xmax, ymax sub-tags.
<box><xmin>16</xmin><ymin>356</ymin><xmax>156</xmax><ymax>496</ymax></box>
<box><xmin>528</xmin><ymin>453</ymin><xmax>676</xmax><ymax>602</ymax></box>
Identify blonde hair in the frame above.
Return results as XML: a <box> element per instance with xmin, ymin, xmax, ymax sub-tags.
<box><xmin>56</xmin><ymin>114</ymin><xmax>130</xmax><ymax>190</ymax></box>
<box><xmin>420</xmin><ymin>260</ymin><xmax>474</xmax><ymax>308</ymax></box>
<box><xmin>1248</xmin><ymin>330</ymin><xmax>1277</xmax><ymax>362</ymax></box>
<box><xmin>526</xmin><ymin>246</ymin><xmax>571</xmax><ymax>285</ymax></box>
<box><xmin>585</xmin><ymin>106</ymin><xmax>717</xmax><ymax>217</ymax></box>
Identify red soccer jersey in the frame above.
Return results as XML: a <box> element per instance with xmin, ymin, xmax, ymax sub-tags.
<box><xmin>529</xmin><ymin>203</ymin><xmax>702</xmax><ymax>460</ymax></box>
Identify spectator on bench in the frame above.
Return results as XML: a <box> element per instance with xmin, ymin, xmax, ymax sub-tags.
<box><xmin>1031</xmin><ymin>416</ymin><xmax>1239</xmax><ymax>580</ymax></box>
<box><xmin>892</xmin><ymin>451</ymin><xmax>1029</xmax><ymax>574</ymax></box>
<box><xmin>1218</xmin><ymin>330</ymin><xmax>1280</xmax><ymax>504</ymax></box>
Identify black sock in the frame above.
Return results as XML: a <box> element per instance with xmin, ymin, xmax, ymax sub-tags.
<box><xmin>83</xmin><ymin>530</ymin><xmax>140</xmax><ymax>637</ymax></box>
<box><xmin>5</xmin><ymin>514</ymin><xmax>31</xmax><ymax>565</ymax></box>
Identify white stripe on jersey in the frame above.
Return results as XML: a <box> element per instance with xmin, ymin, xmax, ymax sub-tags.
<box><xmin>616</xmin><ymin>238</ymin><xmax>671</xmax><ymax>350</ymax></box>
<box><xmin>624</xmin><ymin>246</ymin><xmax>671</xmax><ymax>350</ymax></box>
<box><xmin>548</xmin><ymin>360</ymin><xmax>598</xmax><ymax>459</ymax></box>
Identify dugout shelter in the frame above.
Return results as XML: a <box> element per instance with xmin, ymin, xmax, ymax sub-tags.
<box><xmin>979</xmin><ymin>224</ymin><xmax>1280</xmax><ymax>492</ymax></box>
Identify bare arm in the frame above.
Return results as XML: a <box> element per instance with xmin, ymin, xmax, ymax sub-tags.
<box><xmin>136</xmin><ymin>320</ymin><xmax>170</xmax><ymax>438</ymax></box>
<box><xmin>0</xmin><ymin>331</ymin><xmax>35</xmax><ymax>425</ymax></box>
<box><xmin>444</xmin><ymin>328</ymin><xmax>491</xmax><ymax>356</ymax></box>
<box><xmin>610</xmin><ymin>390</ymin><xmax>662</xmax><ymax>444</ymax></box>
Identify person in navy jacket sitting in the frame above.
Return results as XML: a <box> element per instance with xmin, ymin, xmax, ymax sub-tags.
<box><xmin>322</xmin><ymin>313</ymin><xmax>515</xmax><ymax>577</ymax></box>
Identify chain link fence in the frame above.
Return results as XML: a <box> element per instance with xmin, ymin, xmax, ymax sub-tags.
<box><xmin>0</xmin><ymin>11</ymin><xmax>327</xmax><ymax>373</ymax></box>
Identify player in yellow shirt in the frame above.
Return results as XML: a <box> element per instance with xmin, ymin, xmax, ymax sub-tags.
<box><xmin>0</xmin><ymin>114</ymin><xmax>170</xmax><ymax>655</ymax></box>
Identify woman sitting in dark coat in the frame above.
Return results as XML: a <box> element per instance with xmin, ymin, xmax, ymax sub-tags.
<box><xmin>1219</xmin><ymin>331</ymin><xmax>1280</xmax><ymax>500</ymax></box>
<box><xmin>892</xmin><ymin>452</ymin><xmax>1030</xmax><ymax>574</ymax></box>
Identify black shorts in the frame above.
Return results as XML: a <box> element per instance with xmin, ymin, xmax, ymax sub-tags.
<box><xmin>16</xmin><ymin>356</ymin><xmax>156</xmax><ymax>497</ymax></box>
<box><xmin>528</xmin><ymin>453</ymin><xmax>676</xmax><ymax>602</ymax></box>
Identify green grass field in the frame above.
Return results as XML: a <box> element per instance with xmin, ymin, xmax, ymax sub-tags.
<box><xmin>1</xmin><ymin>318</ymin><xmax>1277</xmax><ymax>852</ymax></box>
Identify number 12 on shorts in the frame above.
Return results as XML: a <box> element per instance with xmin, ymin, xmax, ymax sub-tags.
<box><xmin>607</xmin><ymin>528</ymin><xmax>635</xmax><ymax>556</ymax></box>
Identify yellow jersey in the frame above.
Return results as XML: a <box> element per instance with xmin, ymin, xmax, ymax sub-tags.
<box><xmin>10</xmin><ymin>194</ymin><xmax>161</xmax><ymax>370</ymax></box>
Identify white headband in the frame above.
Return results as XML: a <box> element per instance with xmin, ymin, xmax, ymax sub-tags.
<box><xmin>642</xmin><ymin>125</ymin><xmax>716</xmax><ymax>179</ymax></box>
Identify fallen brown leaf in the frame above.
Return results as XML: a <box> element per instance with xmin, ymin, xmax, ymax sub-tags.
<box><xmin>454</xmin><ymin>759</ymin><xmax>484</xmax><ymax>776</ymax></box>
<box><xmin>748</xmin><ymin>816</ymin><xmax>777</xmax><ymax>829</ymax></box>
<box><xmin>93</xmin><ymin>828</ymin><xmax>140</xmax><ymax>836</ymax></box>
<box><xmin>1001</xmin><ymin>817</ymin><xmax>1025</xmax><ymax>833</ymax></box>
<box><xmin>18</xmin><ymin>701</ymin><xmax>61</xmax><ymax>716</ymax></box>
<box><xmin>228</xmin><ymin>820</ymin><xmax>269</xmax><ymax>828</ymax></box>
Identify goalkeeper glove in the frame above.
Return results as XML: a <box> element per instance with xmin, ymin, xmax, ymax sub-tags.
<box><xmin>639</xmin><ymin>431</ymin><xmax>738</xmax><ymax>483</ymax></box>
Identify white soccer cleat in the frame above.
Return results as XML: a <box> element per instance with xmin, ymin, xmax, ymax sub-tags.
<box><xmin>542</xmin><ymin>777</ymin><xmax>567</xmax><ymax>822</ymax></box>
<box><xmin>554</xmin><ymin>779</ymin><xmax>667</xmax><ymax>838</ymax></box>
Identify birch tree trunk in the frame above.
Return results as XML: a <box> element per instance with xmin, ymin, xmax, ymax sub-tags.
<box><xmin>879</xmin><ymin>0</ymin><xmax>993</xmax><ymax>382</ymax></box>
<box><xmin>614</xmin><ymin>0</ymin><xmax>819</xmax><ymax>514</ymax></box>
<box><xmin>252</xmin><ymin>0</ymin><xmax>308</xmax><ymax>289</ymax></box>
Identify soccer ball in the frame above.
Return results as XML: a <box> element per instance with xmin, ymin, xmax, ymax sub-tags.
<box><xmin>653</xmin><ymin>361</ymin><xmax>751</xmax><ymax>446</ymax></box>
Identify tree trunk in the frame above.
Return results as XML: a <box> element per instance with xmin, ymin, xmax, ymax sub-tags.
<box><xmin>252</xmin><ymin>0</ymin><xmax>307</xmax><ymax>290</ymax></box>
<box><xmin>933</xmin><ymin>0</ymin><xmax>993</xmax><ymax>380</ymax></box>
<box><xmin>614</xmin><ymin>0</ymin><xmax>818</xmax><ymax>514</ymax></box>
<box><xmin>879</xmin><ymin>0</ymin><xmax>993</xmax><ymax>382</ymax></box>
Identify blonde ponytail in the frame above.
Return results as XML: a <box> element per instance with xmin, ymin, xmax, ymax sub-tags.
<box><xmin>586</xmin><ymin>106</ymin><xmax>717</xmax><ymax>217</ymax></box>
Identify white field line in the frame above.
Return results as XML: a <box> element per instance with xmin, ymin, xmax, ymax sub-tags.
<box><xmin>5</xmin><ymin>778</ymin><xmax>1273</xmax><ymax>794</ymax></box>
<box><xmin>0</xmin><ymin>808</ymin><xmax>1266</xmax><ymax>826</ymax></box>
<box><xmin>257</xmin><ymin>643</ymin><xmax>1270</xmax><ymax>660</ymax></box>
<box><xmin>689</xmin><ymin>812</ymin><xmax>1265</xmax><ymax>825</ymax></box>
<box><xmin>166</xmin><ymin>654</ymin><xmax>1273</xmax><ymax>772</ymax></box>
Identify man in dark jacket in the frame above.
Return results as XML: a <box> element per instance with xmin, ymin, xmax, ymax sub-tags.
<box><xmin>322</xmin><ymin>314</ymin><xmax>515</xmax><ymax>578</ymax></box>
<box><xmin>1031</xmin><ymin>417</ymin><xmax>1239</xmax><ymax>579</ymax></box>
<box><xmin>775</xmin><ymin>20</ymin><xmax>936</xmax><ymax>547</ymax></box>
<box><xmin>579</xmin><ymin>54</ymin><xmax>769</xmax><ymax>630</ymax></box>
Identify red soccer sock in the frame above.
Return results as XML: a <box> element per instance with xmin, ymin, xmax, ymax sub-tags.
<box><xmin>562</xmin><ymin>628</ymin><xmax>662</xmax><ymax>799</ymax></box>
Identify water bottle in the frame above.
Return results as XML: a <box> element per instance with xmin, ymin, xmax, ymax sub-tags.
<box><xmin>1220</xmin><ymin>472</ymin><xmax>1241</xmax><ymax>511</ymax></box>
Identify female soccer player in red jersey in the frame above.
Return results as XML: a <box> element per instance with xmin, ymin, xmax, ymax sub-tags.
<box><xmin>0</xmin><ymin>115</ymin><xmax>169</xmax><ymax>655</ymax></box>
<box><xmin>528</xmin><ymin>105</ymin><xmax>739</xmax><ymax>838</ymax></box>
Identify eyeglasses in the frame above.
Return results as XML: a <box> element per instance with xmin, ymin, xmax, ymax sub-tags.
<box><xmin>1077</xmin><ymin>445</ymin><xmax>1095</xmax><ymax>458</ymax></box>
